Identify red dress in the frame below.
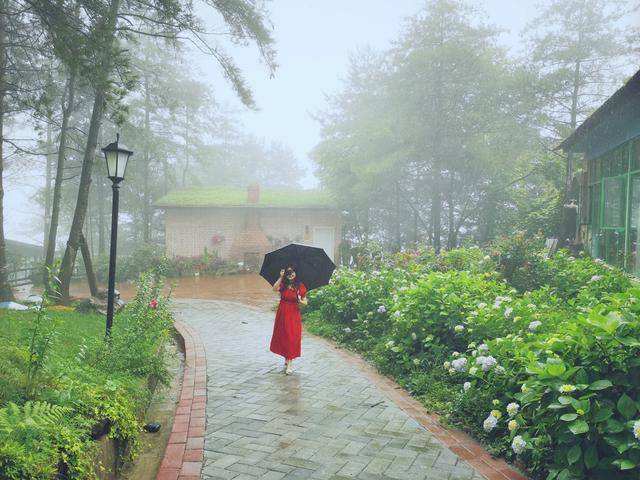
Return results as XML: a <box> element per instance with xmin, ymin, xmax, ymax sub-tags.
<box><xmin>270</xmin><ymin>283</ymin><xmax>307</xmax><ymax>360</ymax></box>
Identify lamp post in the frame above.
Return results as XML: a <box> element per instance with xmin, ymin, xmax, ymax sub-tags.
<box><xmin>102</xmin><ymin>133</ymin><xmax>133</xmax><ymax>337</ymax></box>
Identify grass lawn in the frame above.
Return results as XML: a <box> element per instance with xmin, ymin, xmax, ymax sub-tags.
<box><xmin>0</xmin><ymin>275</ymin><xmax>175</xmax><ymax>478</ymax></box>
<box><xmin>0</xmin><ymin>307</ymin><xmax>102</xmax><ymax>363</ymax></box>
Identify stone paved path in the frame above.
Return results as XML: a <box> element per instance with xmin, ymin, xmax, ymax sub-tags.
<box><xmin>172</xmin><ymin>299</ymin><xmax>487</xmax><ymax>480</ymax></box>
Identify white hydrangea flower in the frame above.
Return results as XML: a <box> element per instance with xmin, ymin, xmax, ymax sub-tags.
<box><xmin>411</xmin><ymin>332</ymin><xmax>417</xmax><ymax>340</ymax></box>
<box><xmin>449</xmin><ymin>368</ymin><xmax>456</xmax><ymax>375</ymax></box>
<box><xmin>412</xmin><ymin>358</ymin><xmax>421</xmax><ymax>366</ymax></box>
<box><xmin>451</xmin><ymin>358</ymin><xmax>468</xmax><ymax>372</ymax></box>
<box><xmin>633</xmin><ymin>420</ymin><xmax>640</xmax><ymax>440</ymax></box>
<box><xmin>478</xmin><ymin>344</ymin><xmax>489</xmax><ymax>353</ymax></box>
<box><xmin>471</xmin><ymin>350</ymin><xmax>478</xmax><ymax>357</ymax></box>
<box><xmin>476</xmin><ymin>356</ymin><xmax>497</xmax><ymax>372</ymax></box>
<box><xmin>343</xmin><ymin>327</ymin><xmax>352</xmax><ymax>333</ymax></box>
<box><xmin>508</xmin><ymin>420</ymin><xmax>518</xmax><ymax>432</ymax></box>
<box><xmin>483</xmin><ymin>414</ymin><xmax>498</xmax><ymax>432</ymax></box>
<box><xmin>506</xmin><ymin>403</ymin><xmax>520</xmax><ymax>417</ymax></box>
<box><xmin>452</xmin><ymin>351</ymin><xmax>460</xmax><ymax>357</ymax></box>
<box><xmin>454</xmin><ymin>325</ymin><xmax>465</xmax><ymax>333</ymax></box>
<box><xmin>490</xmin><ymin>409</ymin><xmax>502</xmax><ymax>419</ymax></box>
<box><xmin>511</xmin><ymin>435</ymin><xmax>527</xmax><ymax>454</ymax></box>
<box><xmin>393</xmin><ymin>311</ymin><xmax>402</xmax><ymax>318</ymax></box>
<box><xmin>504</xmin><ymin>307</ymin><xmax>513</xmax><ymax>318</ymax></box>
<box><xmin>589</xmin><ymin>275</ymin><xmax>602</xmax><ymax>283</ymax></box>
<box><xmin>483</xmin><ymin>255</ymin><xmax>491</xmax><ymax>261</ymax></box>
<box><xmin>528</xmin><ymin>321</ymin><xmax>542</xmax><ymax>332</ymax></box>
<box><xmin>463</xmin><ymin>382</ymin><xmax>471</xmax><ymax>392</ymax></box>
<box><xmin>443</xmin><ymin>361</ymin><xmax>451</xmax><ymax>369</ymax></box>
<box><xmin>377</xmin><ymin>305</ymin><xmax>387</xmax><ymax>314</ymax></box>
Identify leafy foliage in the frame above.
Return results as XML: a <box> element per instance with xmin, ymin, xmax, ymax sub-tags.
<box><xmin>0</xmin><ymin>272</ymin><xmax>174</xmax><ymax>478</ymax></box>
<box><xmin>305</xmin><ymin>245</ymin><xmax>637</xmax><ymax>479</ymax></box>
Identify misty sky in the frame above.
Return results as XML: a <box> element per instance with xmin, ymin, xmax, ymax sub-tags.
<box><xmin>4</xmin><ymin>1</ymin><xmax>619</xmax><ymax>243</ymax></box>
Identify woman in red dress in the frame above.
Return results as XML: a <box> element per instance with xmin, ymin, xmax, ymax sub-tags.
<box><xmin>270</xmin><ymin>266</ymin><xmax>307</xmax><ymax>375</ymax></box>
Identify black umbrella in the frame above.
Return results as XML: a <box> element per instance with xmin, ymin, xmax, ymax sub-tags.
<box><xmin>260</xmin><ymin>243</ymin><xmax>336</xmax><ymax>291</ymax></box>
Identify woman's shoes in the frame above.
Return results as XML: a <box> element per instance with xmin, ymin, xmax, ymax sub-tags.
<box><xmin>285</xmin><ymin>361</ymin><xmax>293</xmax><ymax>375</ymax></box>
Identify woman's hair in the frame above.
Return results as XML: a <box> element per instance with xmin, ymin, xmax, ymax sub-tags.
<box><xmin>282</xmin><ymin>265</ymin><xmax>301</xmax><ymax>290</ymax></box>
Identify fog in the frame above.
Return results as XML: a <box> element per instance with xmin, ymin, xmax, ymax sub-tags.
<box><xmin>6</xmin><ymin>0</ymin><xmax>539</xmax><ymax>244</ymax></box>
<box><xmin>1</xmin><ymin>0</ymin><xmax>638</xmax><ymax>301</ymax></box>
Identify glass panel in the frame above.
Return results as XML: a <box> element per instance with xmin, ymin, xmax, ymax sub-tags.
<box><xmin>613</xmin><ymin>147</ymin><xmax>627</xmax><ymax>175</ymax></box>
<box><xmin>590</xmin><ymin>184</ymin><xmax>600</xmax><ymax>227</ymax></box>
<box><xmin>634</xmin><ymin>138</ymin><xmax>640</xmax><ymax>172</ymax></box>
<box><xmin>630</xmin><ymin>176</ymin><xmax>640</xmax><ymax>272</ymax></box>
<box><xmin>603</xmin><ymin>177</ymin><xmax>625</xmax><ymax>228</ymax></box>
<box><xmin>603</xmin><ymin>230</ymin><xmax>625</xmax><ymax>267</ymax></box>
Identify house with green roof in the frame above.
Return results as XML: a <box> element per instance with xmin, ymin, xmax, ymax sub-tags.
<box><xmin>155</xmin><ymin>185</ymin><xmax>341</xmax><ymax>267</ymax></box>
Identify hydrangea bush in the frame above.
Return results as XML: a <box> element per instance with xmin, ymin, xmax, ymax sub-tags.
<box><xmin>304</xmin><ymin>244</ymin><xmax>638</xmax><ymax>480</ymax></box>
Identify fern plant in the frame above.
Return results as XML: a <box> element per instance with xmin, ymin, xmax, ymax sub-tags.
<box><xmin>0</xmin><ymin>402</ymin><xmax>96</xmax><ymax>479</ymax></box>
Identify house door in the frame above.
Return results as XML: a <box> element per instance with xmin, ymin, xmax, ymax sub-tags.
<box><xmin>313</xmin><ymin>227</ymin><xmax>335</xmax><ymax>262</ymax></box>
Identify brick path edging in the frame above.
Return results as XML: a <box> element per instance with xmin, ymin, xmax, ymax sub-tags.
<box><xmin>309</xmin><ymin>334</ymin><xmax>528</xmax><ymax>480</ymax></box>
<box><xmin>156</xmin><ymin>321</ymin><xmax>207</xmax><ymax>480</ymax></box>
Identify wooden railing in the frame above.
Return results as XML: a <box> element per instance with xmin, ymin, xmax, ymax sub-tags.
<box><xmin>7</xmin><ymin>264</ymin><xmax>85</xmax><ymax>287</ymax></box>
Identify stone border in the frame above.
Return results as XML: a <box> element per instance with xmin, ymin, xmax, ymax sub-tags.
<box><xmin>156</xmin><ymin>321</ymin><xmax>207</xmax><ymax>480</ymax></box>
<box><xmin>310</xmin><ymin>334</ymin><xmax>528</xmax><ymax>480</ymax></box>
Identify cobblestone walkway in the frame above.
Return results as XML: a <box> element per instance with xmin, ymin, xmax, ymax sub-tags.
<box><xmin>172</xmin><ymin>299</ymin><xmax>487</xmax><ymax>480</ymax></box>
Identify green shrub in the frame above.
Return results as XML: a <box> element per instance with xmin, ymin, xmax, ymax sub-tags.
<box><xmin>0</xmin><ymin>272</ymin><xmax>174</xmax><ymax>478</ymax></box>
<box><xmin>305</xmin><ymin>245</ymin><xmax>640</xmax><ymax>480</ymax></box>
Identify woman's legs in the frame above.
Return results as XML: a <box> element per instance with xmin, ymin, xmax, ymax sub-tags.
<box><xmin>285</xmin><ymin>358</ymin><xmax>293</xmax><ymax>375</ymax></box>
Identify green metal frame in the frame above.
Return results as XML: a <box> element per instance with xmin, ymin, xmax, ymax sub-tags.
<box><xmin>587</xmin><ymin>138</ymin><xmax>638</xmax><ymax>272</ymax></box>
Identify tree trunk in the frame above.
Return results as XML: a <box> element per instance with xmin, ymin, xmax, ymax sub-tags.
<box><xmin>58</xmin><ymin>88</ymin><xmax>106</xmax><ymax>300</ymax></box>
<box><xmin>0</xmin><ymin>3</ymin><xmax>14</xmax><ymax>302</ymax></box>
<box><xmin>44</xmin><ymin>121</ymin><xmax>53</xmax><ymax>250</ymax></box>
<box><xmin>58</xmin><ymin>0</ymin><xmax>121</xmax><ymax>300</ymax></box>
<box><xmin>98</xmin><ymin>177</ymin><xmax>106</xmax><ymax>255</ymax></box>
<box><xmin>431</xmin><ymin>174</ymin><xmax>442</xmax><ymax>254</ymax></box>
<box><xmin>394</xmin><ymin>183</ymin><xmax>401</xmax><ymax>251</ymax></box>
<box><xmin>558</xmin><ymin>59</ymin><xmax>582</xmax><ymax>247</ymax></box>
<box><xmin>182</xmin><ymin>106</ymin><xmax>189</xmax><ymax>187</ymax></box>
<box><xmin>480</xmin><ymin>190</ymin><xmax>497</xmax><ymax>244</ymax></box>
<box><xmin>44</xmin><ymin>71</ymin><xmax>76</xmax><ymax>285</ymax></box>
<box><xmin>142</xmin><ymin>73</ymin><xmax>151</xmax><ymax>243</ymax></box>
<box><xmin>79</xmin><ymin>232</ymin><xmax>98</xmax><ymax>297</ymax></box>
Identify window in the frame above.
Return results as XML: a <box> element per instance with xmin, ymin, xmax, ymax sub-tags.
<box><xmin>633</xmin><ymin>138</ymin><xmax>640</xmax><ymax>172</ymax></box>
<box><xmin>602</xmin><ymin>176</ymin><xmax>625</xmax><ymax>228</ymax></box>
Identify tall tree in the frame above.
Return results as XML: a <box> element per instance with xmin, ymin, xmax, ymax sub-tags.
<box><xmin>48</xmin><ymin>0</ymin><xmax>277</xmax><ymax>299</ymax></box>
<box><xmin>524</xmin><ymin>0</ymin><xmax>635</xmax><ymax>243</ymax></box>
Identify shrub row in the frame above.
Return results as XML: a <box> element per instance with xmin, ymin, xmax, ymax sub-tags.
<box><xmin>304</xmin><ymin>241</ymin><xmax>636</xmax><ymax>480</ymax></box>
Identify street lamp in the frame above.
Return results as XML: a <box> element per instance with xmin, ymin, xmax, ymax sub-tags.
<box><xmin>102</xmin><ymin>133</ymin><xmax>133</xmax><ymax>337</ymax></box>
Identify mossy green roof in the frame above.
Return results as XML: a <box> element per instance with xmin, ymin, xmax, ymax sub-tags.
<box><xmin>155</xmin><ymin>186</ymin><xmax>335</xmax><ymax>209</ymax></box>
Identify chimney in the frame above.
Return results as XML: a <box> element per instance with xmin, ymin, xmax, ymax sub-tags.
<box><xmin>247</xmin><ymin>184</ymin><xmax>260</xmax><ymax>204</ymax></box>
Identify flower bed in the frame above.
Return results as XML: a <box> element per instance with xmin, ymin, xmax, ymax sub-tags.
<box><xmin>0</xmin><ymin>273</ymin><xmax>174</xmax><ymax>479</ymax></box>
<box><xmin>304</xmin><ymin>241</ymin><xmax>638</xmax><ymax>480</ymax></box>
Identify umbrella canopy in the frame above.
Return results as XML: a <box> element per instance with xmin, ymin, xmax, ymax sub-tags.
<box><xmin>260</xmin><ymin>243</ymin><xmax>336</xmax><ymax>291</ymax></box>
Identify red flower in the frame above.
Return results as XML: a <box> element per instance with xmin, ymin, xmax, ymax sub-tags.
<box><xmin>149</xmin><ymin>299</ymin><xmax>158</xmax><ymax>309</ymax></box>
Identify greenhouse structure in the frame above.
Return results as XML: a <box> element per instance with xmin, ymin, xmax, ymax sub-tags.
<box><xmin>561</xmin><ymin>69</ymin><xmax>640</xmax><ymax>272</ymax></box>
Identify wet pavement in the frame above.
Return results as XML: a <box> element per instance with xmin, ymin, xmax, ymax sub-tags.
<box><xmin>66</xmin><ymin>273</ymin><xmax>276</xmax><ymax>310</ymax></box>
<box><xmin>173</xmin><ymin>298</ymin><xmax>485</xmax><ymax>480</ymax></box>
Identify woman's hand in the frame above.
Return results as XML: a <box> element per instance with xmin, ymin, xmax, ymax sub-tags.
<box><xmin>280</xmin><ymin>269</ymin><xmax>285</xmax><ymax>278</ymax></box>
<box><xmin>298</xmin><ymin>296</ymin><xmax>308</xmax><ymax>306</ymax></box>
